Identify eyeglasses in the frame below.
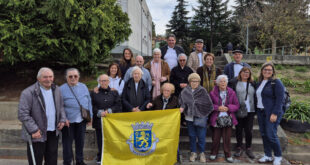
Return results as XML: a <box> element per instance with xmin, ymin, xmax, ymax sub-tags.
<box><xmin>99</xmin><ymin>80</ymin><xmax>109</xmax><ymax>82</ymax></box>
<box><xmin>191</xmin><ymin>81</ymin><xmax>200</xmax><ymax>83</ymax></box>
<box><xmin>263</xmin><ymin>69</ymin><xmax>273</xmax><ymax>72</ymax></box>
<box><xmin>68</xmin><ymin>75</ymin><xmax>78</xmax><ymax>79</ymax></box>
<box><xmin>242</xmin><ymin>72</ymin><xmax>250</xmax><ymax>74</ymax></box>
<box><xmin>179</xmin><ymin>59</ymin><xmax>186</xmax><ymax>62</ymax></box>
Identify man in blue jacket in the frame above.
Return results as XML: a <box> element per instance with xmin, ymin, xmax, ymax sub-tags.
<box><xmin>224</xmin><ymin>49</ymin><xmax>251</xmax><ymax>81</ymax></box>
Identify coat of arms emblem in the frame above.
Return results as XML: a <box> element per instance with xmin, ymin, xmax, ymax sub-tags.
<box><xmin>126</xmin><ymin>122</ymin><xmax>159</xmax><ymax>156</ymax></box>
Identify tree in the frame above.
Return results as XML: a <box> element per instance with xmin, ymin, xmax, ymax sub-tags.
<box><xmin>166</xmin><ymin>0</ymin><xmax>191</xmax><ymax>53</ymax></box>
<box><xmin>190</xmin><ymin>0</ymin><xmax>231</xmax><ymax>52</ymax></box>
<box><xmin>0</xmin><ymin>0</ymin><xmax>131</xmax><ymax>72</ymax></box>
<box><xmin>242</xmin><ymin>0</ymin><xmax>310</xmax><ymax>54</ymax></box>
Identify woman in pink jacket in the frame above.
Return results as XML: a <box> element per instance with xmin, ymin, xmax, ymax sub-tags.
<box><xmin>209</xmin><ymin>75</ymin><xmax>240</xmax><ymax>163</ymax></box>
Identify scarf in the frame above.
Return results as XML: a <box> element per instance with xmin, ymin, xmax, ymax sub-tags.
<box><xmin>202</xmin><ymin>64</ymin><xmax>216</xmax><ymax>92</ymax></box>
<box><xmin>151</xmin><ymin>60</ymin><xmax>162</xmax><ymax>99</ymax></box>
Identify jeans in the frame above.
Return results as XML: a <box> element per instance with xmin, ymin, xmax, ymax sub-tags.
<box><xmin>186</xmin><ymin>120</ymin><xmax>207</xmax><ymax>153</ymax></box>
<box><xmin>62</xmin><ymin>121</ymin><xmax>86</xmax><ymax>165</ymax></box>
<box><xmin>256</xmin><ymin>110</ymin><xmax>282</xmax><ymax>157</ymax></box>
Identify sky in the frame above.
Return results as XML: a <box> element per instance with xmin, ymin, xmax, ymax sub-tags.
<box><xmin>145</xmin><ymin>0</ymin><xmax>236</xmax><ymax>35</ymax></box>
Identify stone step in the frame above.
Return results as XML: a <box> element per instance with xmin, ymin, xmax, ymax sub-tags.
<box><xmin>179</xmin><ymin>136</ymin><xmax>265</xmax><ymax>152</ymax></box>
<box><xmin>0</xmin><ymin>146</ymin><xmax>96</xmax><ymax>160</ymax></box>
<box><xmin>0</xmin><ymin>102</ymin><xmax>18</xmax><ymax>120</ymax></box>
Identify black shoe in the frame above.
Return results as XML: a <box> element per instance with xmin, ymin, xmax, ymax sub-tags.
<box><xmin>76</xmin><ymin>161</ymin><xmax>87</xmax><ymax>165</ymax></box>
<box><xmin>233</xmin><ymin>147</ymin><xmax>243</xmax><ymax>157</ymax></box>
<box><xmin>246</xmin><ymin>148</ymin><xmax>255</xmax><ymax>159</ymax></box>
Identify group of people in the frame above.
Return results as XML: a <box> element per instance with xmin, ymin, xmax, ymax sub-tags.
<box><xmin>18</xmin><ymin>34</ymin><xmax>285</xmax><ymax>165</ymax></box>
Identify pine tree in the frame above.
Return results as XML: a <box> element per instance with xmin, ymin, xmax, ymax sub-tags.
<box><xmin>166</xmin><ymin>0</ymin><xmax>190</xmax><ymax>53</ymax></box>
<box><xmin>190</xmin><ymin>0</ymin><xmax>231</xmax><ymax>52</ymax></box>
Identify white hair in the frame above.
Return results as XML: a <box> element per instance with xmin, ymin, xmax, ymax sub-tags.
<box><xmin>216</xmin><ymin>75</ymin><xmax>228</xmax><ymax>85</ymax></box>
<box><xmin>178</xmin><ymin>53</ymin><xmax>187</xmax><ymax>61</ymax></box>
<box><xmin>37</xmin><ymin>67</ymin><xmax>53</xmax><ymax>78</ymax></box>
<box><xmin>153</xmin><ymin>48</ymin><xmax>161</xmax><ymax>55</ymax></box>
<box><xmin>65</xmin><ymin>68</ymin><xmax>80</xmax><ymax>77</ymax></box>
<box><xmin>131</xmin><ymin>66</ymin><xmax>143</xmax><ymax>76</ymax></box>
<box><xmin>97</xmin><ymin>74</ymin><xmax>109</xmax><ymax>83</ymax></box>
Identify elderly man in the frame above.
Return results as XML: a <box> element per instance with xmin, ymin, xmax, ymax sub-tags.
<box><xmin>60</xmin><ymin>68</ymin><xmax>92</xmax><ymax>165</ymax></box>
<box><xmin>170</xmin><ymin>53</ymin><xmax>194</xmax><ymax>97</ymax></box>
<box><xmin>187</xmin><ymin>39</ymin><xmax>207</xmax><ymax>72</ymax></box>
<box><xmin>123</xmin><ymin>55</ymin><xmax>152</xmax><ymax>91</ymax></box>
<box><xmin>18</xmin><ymin>67</ymin><xmax>66</xmax><ymax>165</ymax></box>
<box><xmin>160</xmin><ymin>34</ymin><xmax>185</xmax><ymax>70</ymax></box>
<box><xmin>224</xmin><ymin>49</ymin><xmax>251</xmax><ymax>81</ymax></box>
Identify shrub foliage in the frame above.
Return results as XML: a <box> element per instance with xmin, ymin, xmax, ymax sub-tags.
<box><xmin>0</xmin><ymin>0</ymin><xmax>132</xmax><ymax>71</ymax></box>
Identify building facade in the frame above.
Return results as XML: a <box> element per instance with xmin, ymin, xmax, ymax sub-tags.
<box><xmin>111</xmin><ymin>0</ymin><xmax>152</xmax><ymax>57</ymax></box>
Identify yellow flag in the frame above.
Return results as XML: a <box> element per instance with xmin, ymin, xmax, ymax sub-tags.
<box><xmin>101</xmin><ymin>109</ymin><xmax>180</xmax><ymax>165</ymax></box>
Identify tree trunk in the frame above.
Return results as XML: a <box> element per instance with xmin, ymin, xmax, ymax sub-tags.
<box><xmin>271</xmin><ymin>37</ymin><xmax>277</xmax><ymax>55</ymax></box>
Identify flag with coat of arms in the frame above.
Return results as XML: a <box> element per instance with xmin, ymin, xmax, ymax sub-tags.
<box><xmin>100</xmin><ymin>109</ymin><xmax>180</xmax><ymax>165</ymax></box>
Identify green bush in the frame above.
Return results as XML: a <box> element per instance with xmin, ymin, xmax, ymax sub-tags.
<box><xmin>0</xmin><ymin>0</ymin><xmax>132</xmax><ymax>72</ymax></box>
<box><xmin>280</xmin><ymin>77</ymin><xmax>297</xmax><ymax>87</ymax></box>
<box><xmin>294</xmin><ymin>66</ymin><xmax>308</xmax><ymax>72</ymax></box>
<box><xmin>283</xmin><ymin>101</ymin><xmax>310</xmax><ymax>123</ymax></box>
<box><xmin>275</xmin><ymin>65</ymin><xmax>285</xmax><ymax>70</ymax></box>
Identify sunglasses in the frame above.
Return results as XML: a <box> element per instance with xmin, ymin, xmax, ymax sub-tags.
<box><xmin>68</xmin><ymin>75</ymin><xmax>78</xmax><ymax>79</ymax></box>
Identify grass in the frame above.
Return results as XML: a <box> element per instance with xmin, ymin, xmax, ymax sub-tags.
<box><xmin>294</xmin><ymin>66</ymin><xmax>308</xmax><ymax>72</ymax></box>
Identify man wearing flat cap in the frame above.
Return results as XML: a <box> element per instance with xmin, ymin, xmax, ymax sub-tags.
<box><xmin>224</xmin><ymin>49</ymin><xmax>251</xmax><ymax>81</ymax></box>
<box><xmin>187</xmin><ymin>39</ymin><xmax>207</xmax><ymax>72</ymax></box>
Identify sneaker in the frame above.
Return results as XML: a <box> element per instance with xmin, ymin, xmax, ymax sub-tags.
<box><xmin>209</xmin><ymin>155</ymin><xmax>216</xmax><ymax>160</ymax></box>
<box><xmin>273</xmin><ymin>156</ymin><xmax>282</xmax><ymax>165</ymax></box>
<box><xmin>226</xmin><ymin>157</ymin><xmax>234</xmax><ymax>163</ymax></box>
<box><xmin>199</xmin><ymin>152</ymin><xmax>206</xmax><ymax>163</ymax></box>
<box><xmin>96</xmin><ymin>161</ymin><xmax>101</xmax><ymax>164</ymax></box>
<box><xmin>245</xmin><ymin>148</ymin><xmax>255</xmax><ymax>159</ymax></box>
<box><xmin>258</xmin><ymin>155</ymin><xmax>273</xmax><ymax>163</ymax></box>
<box><xmin>234</xmin><ymin>147</ymin><xmax>243</xmax><ymax>157</ymax></box>
<box><xmin>189</xmin><ymin>152</ymin><xmax>197</xmax><ymax>162</ymax></box>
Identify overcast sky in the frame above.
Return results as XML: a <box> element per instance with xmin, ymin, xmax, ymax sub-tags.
<box><xmin>145</xmin><ymin>0</ymin><xmax>236</xmax><ymax>35</ymax></box>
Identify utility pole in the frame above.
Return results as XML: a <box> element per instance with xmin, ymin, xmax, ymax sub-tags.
<box><xmin>246</xmin><ymin>24</ymin><xmax>249</xmax><ymax>55</ymax></box>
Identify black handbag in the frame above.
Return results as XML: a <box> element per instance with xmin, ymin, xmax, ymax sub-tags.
<box><xmin>236</xmin><ymin>104</ymin><xmax>248</xmax><ymax>118</ymax></box>
<box><xmin>68</xmin><ymin>84</ymin><xmax>91</xmax><ymax>122</ymax></box>
<box><xmin>216</xmin><ymin>115</ymin><xmax>232</xmax><ymax>128</ymax></box>
<box><xmin>236</xmin><ymin>82</ymin><xmax>250</xmax><ymax>118</ymax></box>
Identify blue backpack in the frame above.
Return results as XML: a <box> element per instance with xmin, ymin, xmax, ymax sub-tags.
<box><xmin>271</xmin><ymin>80</ymin><xmax>291</xmax><ymax>112</ymax></box>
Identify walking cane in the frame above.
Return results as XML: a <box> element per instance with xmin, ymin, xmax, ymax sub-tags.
<box><xmin>23</xmin><ymin>124</ymin><xmax>36</xmax><ymax>165</ymax></box>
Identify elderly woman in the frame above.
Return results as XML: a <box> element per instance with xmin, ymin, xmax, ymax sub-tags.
<box><xmin>94</xmin><ymin>63</ymin><xmax>124</xmax><ymax>95</ymax></box>
<box><xmin>122</xmin><ymin>66</ymin><xmax>151</xmax><ymax>112</ymax></box>
<box><xmin>228</xmin><ymin>67</ymin><xmax>256</xmax><ymax>159</ymax></box>
<box><xmin>170</xmin><ymin>53</ymin><xmax>194</xmax><ymax>97</ymax></box>
<box><xmin>179</xmin><ymin>73</ymin><xmax>213</xmax><ymax>163</ymax></box>
<box><xmin>91</xmin><ymin>74</ymin><xmax>121</xmax><ymax>164</ymax></box>
<box><xmin>144</xmin><ymin>48</ymin><xmax>170</xmax><ymax>99</ymax></box>
<box><xmin>146</xmin><ymin>83</ymin><xmax>178</xmax><ymax>110</ymax></box>
<box><xmin>197</xmin><ymin>53</ymin><xmax>222</xmax><ymax>93</ymax></box>
<box><xmin>256</xmin><ymin>62</ymin><xmax>285</xmax><ymax>165</ymax></box>
<box><xmin>119</xmin><ymin>48</ymin><xmax>135</xmax><ymax>78</ymax></box>
<box><xmin>209</xmin><ymin>75</ymin><xmax>240</xmax><ymax>163</ymax></box>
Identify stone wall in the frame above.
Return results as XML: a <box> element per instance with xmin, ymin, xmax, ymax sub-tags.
<box><xmin>242</xmin><ymin>55</ymin><xmax>310</xmax><ymax>65</ymax></box>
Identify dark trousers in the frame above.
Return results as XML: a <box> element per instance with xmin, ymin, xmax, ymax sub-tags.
<box><xmin>257</xmin><ymin>110</ymin><xmax>282</xmax><ymax>157</ymax></box>
<box><xmin>211</xmin><ymin>126</ymin><xmax>232</xmax><ymax>157</ymax></box>
<box><xmin>27</xmin><ymin>131</ymin><xmax>58</xmax><ymax>165</ymax></box>
<box><xmin>95</xmin><ymin>127</ymin><xmax>103</xmax><ymax>161</ymax></box>
<box><xmin>235</xmin><ymin>112</ymin><xmax>255</xmax><ymax>149</ymax></box>
<box><xmin>62</xmin><ymin>121</ymin><xmax>86</xmax><ymax>165</ymax></box>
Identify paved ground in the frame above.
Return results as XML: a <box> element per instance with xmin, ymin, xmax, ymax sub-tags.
<box><xmin>0</xmin><ymin>159</ymin><xmax>98</xmax><ymax>165</ymax></box>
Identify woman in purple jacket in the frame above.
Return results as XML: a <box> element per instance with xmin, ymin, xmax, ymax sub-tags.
<box><xmin>209</xmin><ymin>75</ymin><xmax>240</xmax><ymax>163</ymax></box>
